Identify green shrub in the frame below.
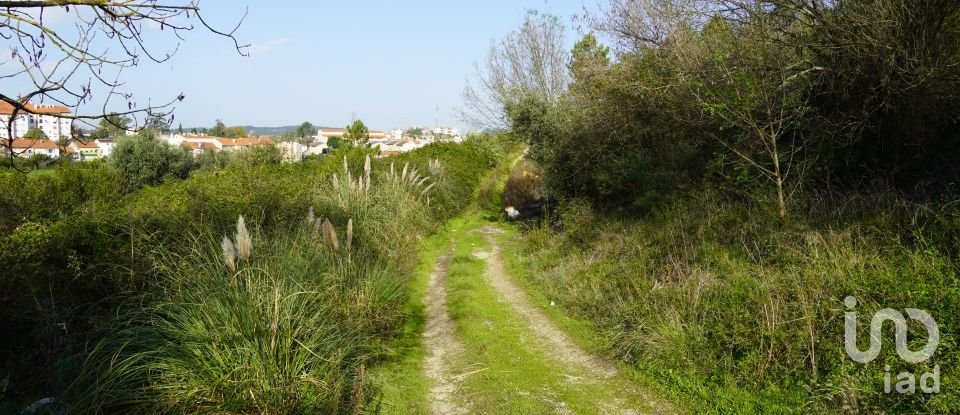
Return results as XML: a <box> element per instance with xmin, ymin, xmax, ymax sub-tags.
<box><xmin>108</xmin><ymin>135</ymin><xmax>196</xmax><ymax>190</ymax></box>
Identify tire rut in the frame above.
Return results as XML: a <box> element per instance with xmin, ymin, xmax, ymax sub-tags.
<box><xmin>477</xmin><ymin>225</ymin><xmax>675</xmax><ymax>415</ymax></box>
<box><xmin>422</xmin><ymin>247</ymin><xmax>469</xmax><ymax>415</ymax></box>
<box><xmin>477</xmin><ymin>227</ymin><xmax>617</xmax><ymax>378</ymax></box>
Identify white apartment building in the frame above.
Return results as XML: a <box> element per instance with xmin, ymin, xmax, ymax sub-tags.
<box><xmin>432</xmin><ymin>126</ymin><xmax>459</xmax><ymax>137</ymax></box>
<box><xmin>0</xmin><ymin>101</ymin><xmax>74</xmax><ymax>140</ymax></box>
<box><xmin>0</xmin><ymin>112</ymin><xmax>33</xmax><ymax>139</ymax></box>
<box><xmin>4</xmin><ymin>139</ymin><xmax>61</xmax><ymax>158</ymax></box>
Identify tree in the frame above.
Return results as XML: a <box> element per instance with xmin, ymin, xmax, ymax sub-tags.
<box><xmin>92</xmin><ymin>114</ymin><xmax>132</xmax><ymax>140</ymax></box>
<box><xmin>0</xmin><ymin>1</ymin><xmax>246</xmax><ymax>165</ymax></box>
<box><xmin>683</xmin><ymin>15</ymin><xmax>812</xmax><ymax>219</ymax></box>
<box><xmin>224</xmin><ymin>126</ymin><xmax>247</xmax><ymax>138</ymax></box>
<box><xmin>569</xmin><ymin>33</ymin><xmax>610</xmax><ymax>88</ymax></box>
<box><xmin>108</xmin><ymin>135</ymin><xmax>196</xmax><ymax>189</ymax></box>
<box><xmin>21</xmin><ymin>128</ymin><xmax>47</xmax><ymax>140</ymax></box>
<box><xmin>459</xmin><ymin>10</ymin><xmax>570</xmax><ymax>129</ymax></box>
<box><xmin>145</xmin><ymin>114</ymin><xmax>172</xmax><ymax>135</ymax></box>
<box><xmin>343</xmin><ymin>120</ymin><xmax>369</xmax><ymax>142</ymax></box>
<box><xmin>295</xmin><ymin>122</ymin><xmax>316</xmax><ymax>145</ymax></box>
<box><xmin>210</xmin><ymin>120</ymin><xmax>228</xmax><ymax>137</ymax></box>
<box><xmin>327</xmin><ymin>137</ymin><xmax>344</xmax><ymax>150</ymax></box>
<box><xmin>405</xmin><ymin>128</ymin><xmax>424</xmax><ymax>138</ymax></box>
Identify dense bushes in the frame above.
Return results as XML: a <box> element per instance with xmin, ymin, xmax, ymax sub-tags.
<box><xmin>108</xmin><ymin>135</ymin><xmax>196</xmax><ymax>190</ymax></box>
<box><xmin>0</xmin><ymin>137</ymin><xmax>506</xmax><ymax>412</ymax></box>
<box><xmin>514</xmin><ymin>1</ymin><xmax>960</xmax><ymax>213</ymax></box>
<box><xmin>497</xmin><ymin>5</ymin><xmax>960</xmax><ymax>410</ymax></box>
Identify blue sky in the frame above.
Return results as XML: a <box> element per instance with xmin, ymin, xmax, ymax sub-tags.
<box><xmin>80</xmin><ymin>1</ymin><xmax>594</xmax><ymax>131</ymax></box>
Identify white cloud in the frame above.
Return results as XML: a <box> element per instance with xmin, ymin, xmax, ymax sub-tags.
<box><xmin>247</xmin><ymin>37</ymin><xmax>291</xmax><ymax>59</ymax></box>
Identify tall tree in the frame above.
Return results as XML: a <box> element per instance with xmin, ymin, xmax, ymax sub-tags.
<box><xmin>295</xmin><ymin>122</ymin><xmax>316</xmax><ymax>144</ymax></box>
<box><xmin>343</xmin><ymin>120</ymin><xmax>369</xmax><ymax>142</ymax></box>
<box><xmin>459</xmin><ymin>10</ymin><xmax>571</xmax><ymax>129</ymax></box>
<box><xmin>145</xmin><ymin>114</ymin><xmax>172</xmax><ymax>134</ymax></box>
<box><xmin>210</xmin><ymin>120</ymin><xmax>228</xmax><ymax>137</ymax></box>
<box><xmin>676</xmin><ymin>14</ymin><xmax>814</xmax><ymax>219</ymax></box>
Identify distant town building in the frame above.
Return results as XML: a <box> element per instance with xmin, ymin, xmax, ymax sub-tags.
<box><xmin>3</xmin><ymin>139</ymin><xmax>61</xmax><ymax>159</ymax></box>
<box><xmin>95</xmin><ymin>139</ymin><xmax>116</xmax><ymax>157</ymax></box>
<box><xmin>0</xmin><ymin>101</ymin><xmax>74</xmax><ymax>141</ymax></box>
<box><xmin>316</xmin><ymin>128</ymin><xmax>386</xmax><ymax>140</ymax></box>
<box><xmin>432</xmin><ymin>126</ymin><xmax>459</xmax><ymax>137</ymax></box>
<box><xmin>216</xmin><ymin>137</ymin><xmax>275</xmax><ymax>152</ymax></box>
<box><xmin>161</xmin><ymin>133</ymin><xmax>274</xmax><ymax>153</ymax></box>
<box><xmin>181</xmin><ymin>141</ymin><xmax>219</xmax><ymax>156</ymax></box>
<box><xmin>66</xmin><ymin>140</ymin><xmax>100</xmax><ymax>161</ymax></box>
<box><xmin>369</xmin><ymin>137</ymin><xmax>428</xmax><ymax>155</ymax></box>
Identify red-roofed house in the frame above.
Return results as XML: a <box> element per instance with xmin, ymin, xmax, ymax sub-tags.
<box><xmin>216</xmin><ymin>137</ymin><xmax>275</xmax><ymax>151</ymax></box>
<box><xmin>67</xmin><ymin>140</ymin><xmax>101</xmax><ymax>161</ymax></box>
<box><xmin>3</xmin><ymin>139</ymin><xmax>61</xmax><ymax>159</ymax></box>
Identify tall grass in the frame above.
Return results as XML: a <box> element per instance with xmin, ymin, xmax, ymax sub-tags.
<box><xmin>515</xmin><ymin>188</ymin><xmax>960</xmax><ymax>414</ymax></box>
<box><xmin>62</xmin><ymin>140</ymin><xmax>508</xmax><ymax>414</ymax></box>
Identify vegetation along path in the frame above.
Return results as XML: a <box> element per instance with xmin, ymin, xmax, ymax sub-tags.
<box><xmin>378</xmin><ymin>215</ymin><xmax>679</xmax><ymax>414</ymax></box>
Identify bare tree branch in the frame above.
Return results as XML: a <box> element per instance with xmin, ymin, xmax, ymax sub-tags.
<box><xmin>1</xmin><ymin>0</ymin><xmax>247</xmax><ymax>167</ymax></box>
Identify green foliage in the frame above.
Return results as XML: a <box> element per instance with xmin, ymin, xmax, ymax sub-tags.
<box><xmin>193</xmin><ymin>148</ymin><xmax>234</xmax><ymax>172</ymax></box>
<box><xmin>233</xmin><ymin>144</ymin><xmax>282</xmax><ymax>167</ymax></box>
<box><xmin>70</xmin><ymin>223</ymin><xmax>405</xmax><ymax>414</ymax></box>
<box><xmin>515</xmin><ymin>188</ymin><xmax>960</xmax><ymax>413</ymax></box>
<box><xmin>208</xmin><ymin>119</ymin><xmax>227</xmax><ymax>137</ymax></box>
<box><xmin>344</xmin><ymin>120</ymin><xmax>369</xmax><ymax>142</ymax></box>
<box><xmin>62</xmin><ymin>141</ymin><xmax>505</xmax><ymax>413</ymax></box>
<box><xmin>404</xmin><ymin>128</ymin><xmax>423</xmax><ymax>138</ymax></box>
<box><xmin>224</xmin><ymin>126</ymin><xmax>247</xmax><ymax>138</ymax></box>
<box><xmin>108</xmin><ymin>134</ymin><xmax>196</xmax><ymax>189</ymax></box>
<box><xmin>523</xmin><ymin>1</ymin><xmax>960</xmax><ymax>213</ymax></box>
<box><xmin>569</xmin><ymin>33</ymin><xmax>609</xmax><ymax>84</ymax></box>
<box><xmin>0</xmin><ymin>137</ymin><xmax>508</xmax><ymax>411</ymax></box>
<box><xmin>21</xmin><ymin>127</ymin><xmax>47</xmax><ymax>140</ymax></box>
<box><xmin>296</xmin><ymin>121</ymin><xmax>316</xmax><ymax>142</ymax></box>
<box><xmin>91</xmin><ymin>114</ymin><xmax>131</xmax><ymax>139</ymax></box>
<box><xmin>144</xmin><ymin>114</ymin><xmax>171</xmax><ymax>134</ymax></box>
